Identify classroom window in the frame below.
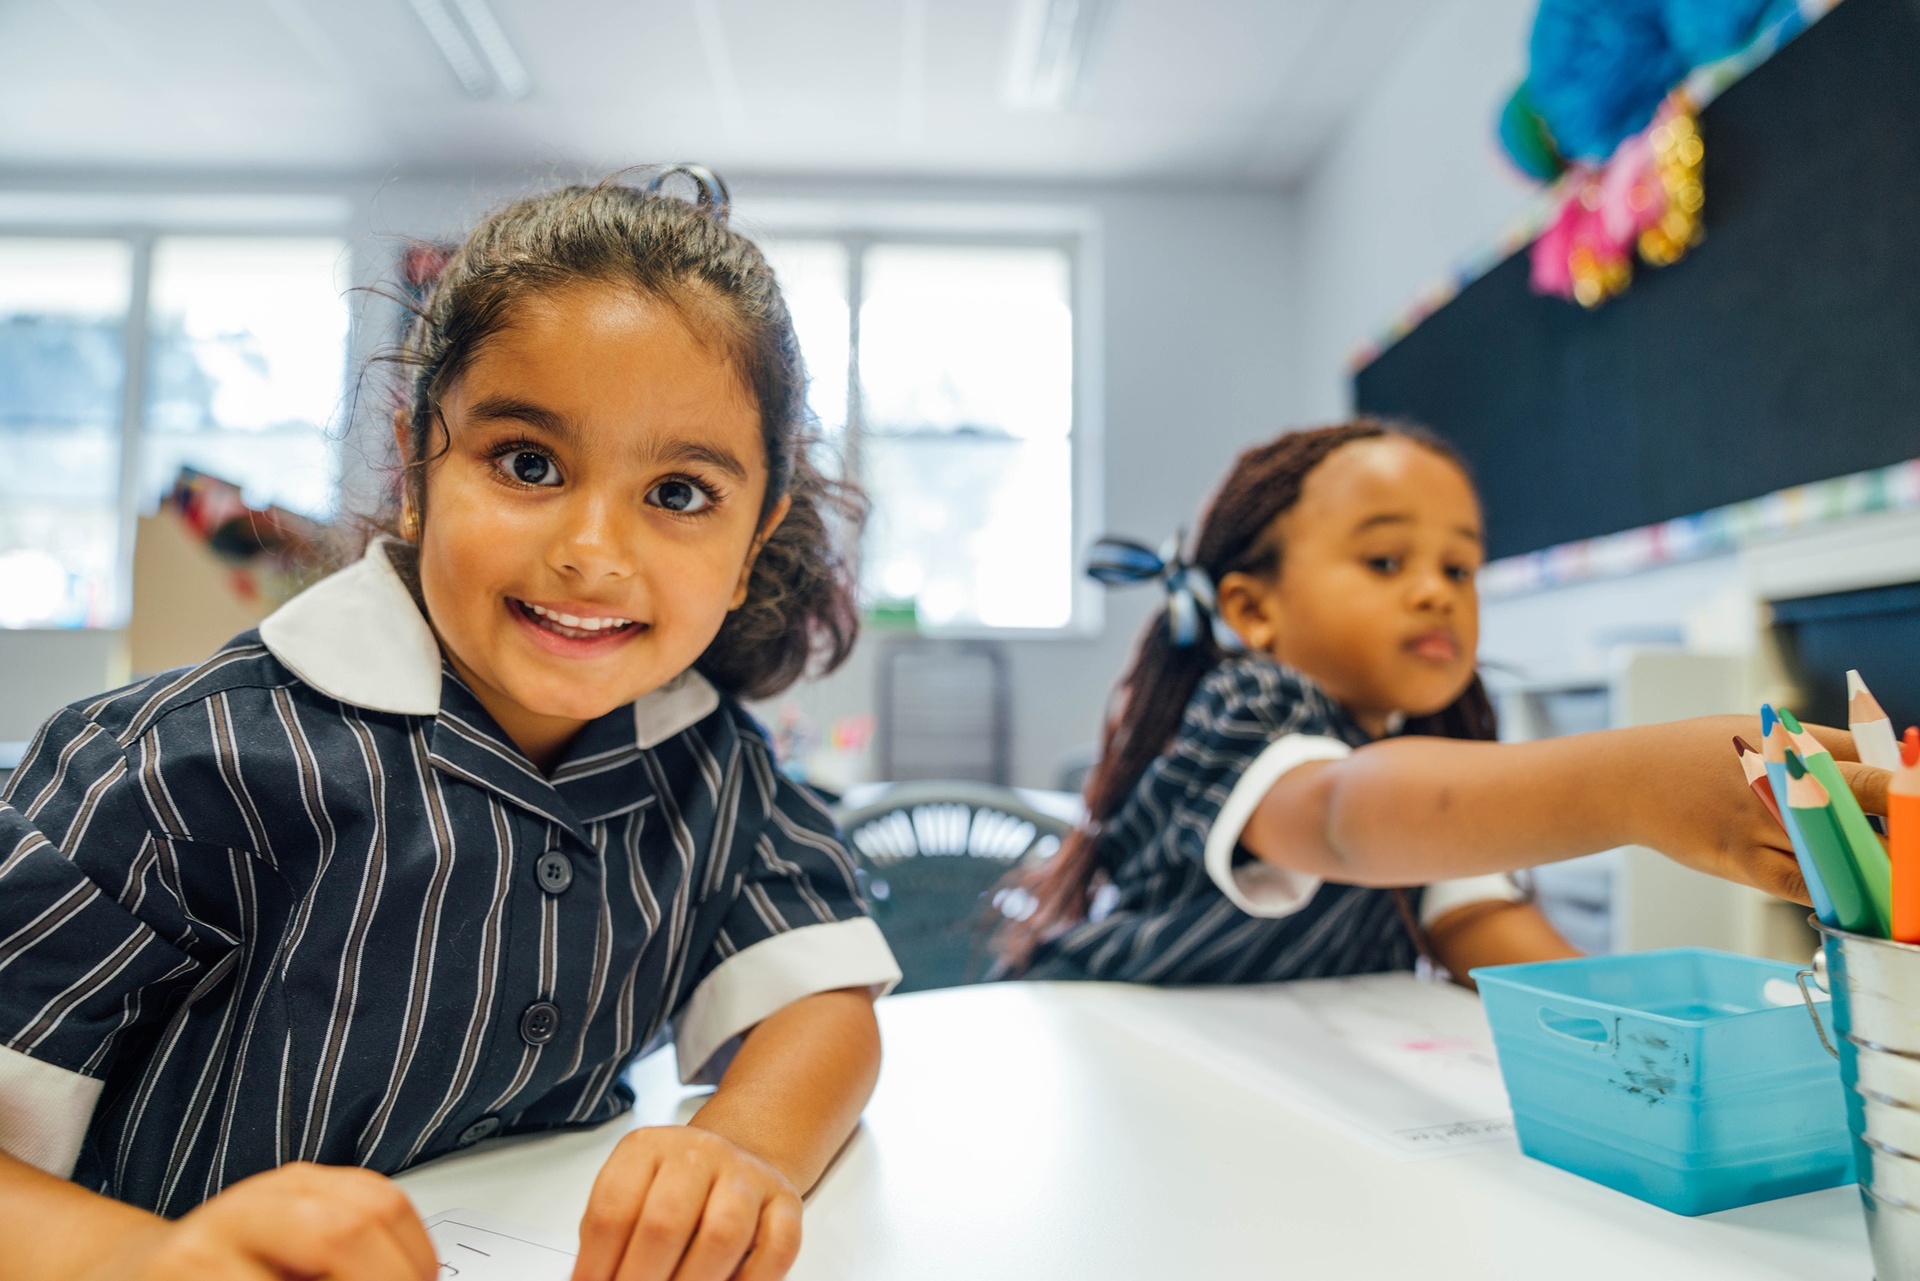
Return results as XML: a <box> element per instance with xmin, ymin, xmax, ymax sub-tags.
<box><xmin>0</xmin><ymin>232</ymin><xmax>348</xmax><ymax>629</ymax></box>
<box><xmin>0</xmin><ymin>238</ymin><xmax>132</xmax><ymax>628</ymax></box>
<box><xmin>144</xmin><ymin>237</ymin><xmax>350</xmax><ymax>520</ymax></box>
<box><xmin>760</xmin><ymin>236</ymin><xmax>1080</xmax><ymax>632</ymax></box>
<box><xmin>759</xmin><ymin>239</ymin><xmax>851</xmax><ymax>440</ymax></box>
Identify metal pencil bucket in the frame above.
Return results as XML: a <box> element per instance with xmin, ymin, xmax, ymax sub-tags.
<box><xmin>1804</xmin><ymin>920</ymin><xmax>1920</xmax><ymax>1278</ymax></box>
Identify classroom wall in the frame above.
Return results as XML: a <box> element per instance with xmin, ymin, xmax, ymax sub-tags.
<box><xmin>1285</xmin><ymin>0</ymin><xmax>1538</xmax><ymax>424</ymax></box>
<box><xmin>0</xmin><ymin>629</ymin><xmax>124</xmax><ymax>745</ymax></box>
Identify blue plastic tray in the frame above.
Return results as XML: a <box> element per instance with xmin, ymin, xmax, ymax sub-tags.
<box><xmin>1473</xmin><ymin>948</ymin><xmax>1855</xmax><ymax>1215</ymax></box>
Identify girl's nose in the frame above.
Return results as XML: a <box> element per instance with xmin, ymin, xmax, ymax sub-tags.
<box><xmin>548</xmin><ymin>492</ymin><xmax>636</xmax><ymax>582</ymax></box>
<box><xmin>1407</xmin><ymin>565</ymin><xmax>1455</xmax><ymax>611</ymax></box>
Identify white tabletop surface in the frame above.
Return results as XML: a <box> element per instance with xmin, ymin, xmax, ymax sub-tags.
<box><xmin>394</xmin><ymin>976</ymin><xmax>1873</xmax><ymax>1280</ymax></box>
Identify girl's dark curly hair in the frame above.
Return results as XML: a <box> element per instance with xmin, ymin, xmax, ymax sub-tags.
<box><xmin>373</xmin><ymin>172</ymin><xmax>863</xmax><ymax>700</ymax></box>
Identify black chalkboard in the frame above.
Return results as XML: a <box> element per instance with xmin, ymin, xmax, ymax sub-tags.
<box><xmin>1773</xmin><ymin>582</ymin><xmax>1920</xmax><ymax>732</ymax></box>
<box><xmin>1354</xmin><ymin>0</ymin><xmax>1920</xmax><ymax>562</ymax></box>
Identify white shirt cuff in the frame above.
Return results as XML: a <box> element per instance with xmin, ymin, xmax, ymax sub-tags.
<box><xmin>0</xmin><ymin>1045</ymin><xmax>102</xmax><ymax>1178</ymax></box>
<box><xmin>1201</xmin><ymin>734</ymin><xmax>1351</xmax><ymax>919</ymax></box>
<box><xmin>672</xmin><ymin>918</ymin><xmax>901</xmax><ymax>1086</ymax></box>
<box><xmin>1420</xmin><ymin>874</ymin><xmax>1524</xmax><ymax>927</ymax></box>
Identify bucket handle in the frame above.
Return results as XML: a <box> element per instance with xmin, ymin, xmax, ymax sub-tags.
<box><xmin>1535</xmin><ymin>1006</ymin><xmax>1614</xmax><ymax>1047</ymax></box>
<box><xmin>1796</xmin><ymin>967</ymin><xmax>1839</xmax><ymax>1060</ymax></box>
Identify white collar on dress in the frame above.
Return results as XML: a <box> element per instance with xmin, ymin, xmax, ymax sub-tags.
<box><xmin>259</xmin><ymin>540</ymin><xmax>720</xmax><ymax>747</ymax></box>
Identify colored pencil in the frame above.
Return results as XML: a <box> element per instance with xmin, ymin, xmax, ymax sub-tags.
<box><xmin>1762</xmin><ymin>706</ymin><xmax>1838</xmax><ymax>925</ymax></box>
<box><xmin>1784</xmin><ymin>751</ymin><xmax>1878</xmax><ymax>935</ymax></box>
<box><xmin>1782</xmin><ymin>708</ymin><xmax>1894</xmax><ymax>933</ymax></box>
<box><xmin>1780</xmin><ymin>707</ymin><xmax>1893</xmax><ymax>935</ymax></box>
<box><xmin>1734</xmin><ymin>735</ymin><xmax>1786</xmax><ymax>829</ymax></box>
<box><xmin>1893</xmin><ymin>727</ymin><xmax>1920</xmax><ymax>944</ymax></box>
<box><xmin>1849</xmin><ymin>670</ymin><xmax>1902</xmax><ymax>772</ymax></box>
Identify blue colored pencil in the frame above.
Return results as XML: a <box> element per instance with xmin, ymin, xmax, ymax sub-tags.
<box><xmin>1761</xmin><ymin>705</ymin><xmax>1839</xmax><ymax>925</ymax></box>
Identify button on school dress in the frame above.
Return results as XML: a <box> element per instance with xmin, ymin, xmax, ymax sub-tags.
<box><xmin>536</xmin><ymin>850</ymin><xmax>574</xmax><ymax>894</ymax></box>
<box><xmin>455</xmin><ymin>1116</ymin><xmax>501</xmax><ymax>1147</ymax></box>
<box><xmin>520</xmin><ymin>1002</ymin><xmax>562</xmax><ymax>1046</ymax></box>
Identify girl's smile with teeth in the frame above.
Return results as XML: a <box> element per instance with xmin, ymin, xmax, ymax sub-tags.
<box><xmin>517</xmin><ymin>599</ymin><xmax>637</xmax><ymax>632</ymax></box>
<box><xmin>510</xmin><ymin>597</ymin><xmax>644</xmax><ymax>645</ymax></box>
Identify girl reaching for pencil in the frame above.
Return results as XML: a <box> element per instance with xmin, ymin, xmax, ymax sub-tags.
<box><xmin>998</xmin><ymin>420</ymin><xmax>1890</xmax><ymax>984</ymax></box>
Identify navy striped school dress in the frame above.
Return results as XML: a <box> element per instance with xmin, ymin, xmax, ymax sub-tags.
<box><xmin>0</xmin><ymin>542</ymin><xmax>899</xmax><ymax>1217</ymax></box>
<box><xmin>1024</xmin><ymin>653</ymin><xmax>1514</xmax><ymax>984</ymax></box>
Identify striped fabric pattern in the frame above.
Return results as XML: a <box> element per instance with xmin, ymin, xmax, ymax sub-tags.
<box><xmin>0</xmin><ymin>638</ymin><xmax>870</xmax><ymax>1217</ymax></box>
<box><xmin>1029</xmin><ymin>654</ymin><xmax>1420</xmax><ymax>983</ymax></box>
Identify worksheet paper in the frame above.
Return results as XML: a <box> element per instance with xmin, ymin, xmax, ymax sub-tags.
<box><xmin>1078</xmin><ymin>974</ymin><xmax>1518</xmax><ymax>1162</ymax></box>
<box><xmin>425</xmin><ymin>1208</ymin><xmax>576</xmax><ymax>1280</ymax></box>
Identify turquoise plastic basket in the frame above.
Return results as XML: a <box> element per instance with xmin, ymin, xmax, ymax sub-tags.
<box><xmin>1472</xmin><ymin>948</ymin><xmax>1855</xmax><ymax>1215</ymax></box>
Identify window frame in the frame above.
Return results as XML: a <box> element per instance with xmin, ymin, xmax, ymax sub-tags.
<box><xmin>0</xmin><ymin>196</ymin><xmax>352</xmax><ymax>629</ymax></box>
<box><xmin>744</xmin><ymin>204</ymin><xmax>1105</xmax><ymax>639</ymax></box>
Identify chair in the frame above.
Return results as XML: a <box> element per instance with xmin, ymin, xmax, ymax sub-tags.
<box><xmin>836</xmin><ymin>780</ymin><xmax>1071</xmax><ymax>993</ymax></box>
<box><xmin>875</xmin><ymin>639</ymin><xmax>1011</xmax><ymax>784</ymax></box>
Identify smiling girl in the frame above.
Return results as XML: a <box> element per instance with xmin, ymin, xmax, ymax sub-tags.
<box><xmin>0</xmin><ymin>174</ymin><xmax>898</xmax><ymax>1281</ymax></box>
<box><xmin>1000</xmin><ymin>421</ymin><xmax>1881</xmax><ymax>983</ymax></box>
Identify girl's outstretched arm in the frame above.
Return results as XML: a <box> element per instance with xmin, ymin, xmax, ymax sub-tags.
<box><xmin>572</xmin><ymin>987</ymin><xmax>881</xmax><ymax>1281</ymax></box>
<box><xmin>1244</xmin><ymin>716</ymin><xmax>1877</xmax><ymax>902</ymax></box>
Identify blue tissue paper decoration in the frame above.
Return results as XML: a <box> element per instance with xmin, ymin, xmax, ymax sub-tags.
<box><xmin>1524</xmin><ymin>0</ymin><xmax>1785</xmax><ymax>161</ymax></box>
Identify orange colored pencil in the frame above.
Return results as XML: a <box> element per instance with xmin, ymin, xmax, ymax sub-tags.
<box><xmin>1733</xmin><ymin>735</ymin><xmax>1785</xmax><ymax>829</ymax></box>
<box><xmin>1893</xmin><ymin>727</ymin><xmax>1920</xmax><ymax>944</ymax></box>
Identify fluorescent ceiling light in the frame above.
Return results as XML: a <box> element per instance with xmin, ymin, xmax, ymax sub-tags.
<box><xmin>406</xmin><ymin>0</ymin><xmax>530</xmax><ymax>100</ymax></box>
<box><xmin>450</xmin><ymin>0</ymin><xmax>530</xmax><ymax>99</ymax></box>
<box><xmin>1004</xmin><ymin>0</ymin><xmax>1113</xmax><ymax>112</ymax></box>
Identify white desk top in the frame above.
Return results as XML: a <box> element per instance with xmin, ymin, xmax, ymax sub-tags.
<box><xmin>394</xmin><ymin>976</ymin><xmax>1872</xmax><ymax>1280</ymax></box>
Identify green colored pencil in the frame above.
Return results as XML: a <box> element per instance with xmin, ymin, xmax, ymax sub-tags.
<box><xmin>1786</xmin><ymin>750</ymin><xmax>1884</xmax><ymax>936</ymax></box>
<box><xmin>1779</xmin><ymin>708</ymin><xmax>1894</xmax><ymax>932</ymax></box>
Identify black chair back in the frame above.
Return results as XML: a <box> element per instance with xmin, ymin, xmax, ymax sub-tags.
<box><xmin>837</xmin><ymin>781</ymin><xmax>1069</xmax><ymax>992</ymax></box>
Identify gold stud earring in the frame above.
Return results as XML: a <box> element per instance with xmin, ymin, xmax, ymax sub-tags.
<box><xmin>399</xmin><ymin>494</ymin><xmax>422</xmax><ymax>541</ymax></box>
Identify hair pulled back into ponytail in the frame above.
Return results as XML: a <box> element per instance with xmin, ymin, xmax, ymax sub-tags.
<box><xmin>372</xmin><ymin>171</ymin><xmax>863</xmax><ymax>701</ymax></box>
<box><xmin>997</xmin><ymin>419</ymin><xmax>1496</xmax><ymax>973</ymax></box>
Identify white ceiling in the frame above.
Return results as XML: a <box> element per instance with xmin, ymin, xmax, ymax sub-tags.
<box><xmin>0</xmin><ymin>0</ymin><xmax>1435</xmax><ymax>185</ymax></box>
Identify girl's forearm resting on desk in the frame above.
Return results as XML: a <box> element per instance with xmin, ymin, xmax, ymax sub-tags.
<box><xmin>688</xmin><ymin>986</ymin><xmax>883</xmax><ymax>1193</ymax></box>
<box><xmin>0</xmin><ymin>1150</ymin><xmax>163</xmax><ymax>1278</ymax></box>
<box><xmin>0</xmin><ymin>1148</ymin><xmax>436</xmax><ymax>1281</ymax></box>
<box><xmin>572</xmin><ymin>988</ymin><xmax>882</xmax><ymax>1281</ymax></box>
<box><xmin>1245</xmin><ymin>717</ymin><xmax>1868</xmax><ymax>902</ymax></box>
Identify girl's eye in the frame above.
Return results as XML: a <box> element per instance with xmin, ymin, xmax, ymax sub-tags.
<box><xmin>648</xmin><ymin>479</ymin><xmax>713</xmax><ymax>514</ymax></box>
<box><xmin>1445</xmin><ymin>564</ymin><xmax>1475</xmax><ymax>584</ymax></box>
<box><xmin>501</xmin><ymin>449</ymin><xmax>561</xmax><ymax>487</ymax></box>
<box><xmin>1366</xmin><ymin>556</ymin><xmax>1401</xmax><ymax>575</ymax></box>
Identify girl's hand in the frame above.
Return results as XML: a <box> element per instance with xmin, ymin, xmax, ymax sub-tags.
<box><xmin>573</xmin><ymin>1126</ymin><xmax>803</xmax><ymax>1281</ymax></box>
<box><xmin>81</xmin><ymin>1162</ymin><xmax>436</xmax><ymax>1281</ymax></box>
<box><xmin>1628</xmin><ymin>715</ymin><xmax>1882</xmax><ymax>905</ymax></box>
<box><xmin>1840</xmin><ymin>757</ymin><xmax>1892</xmax><ymax>817</ymax></box>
